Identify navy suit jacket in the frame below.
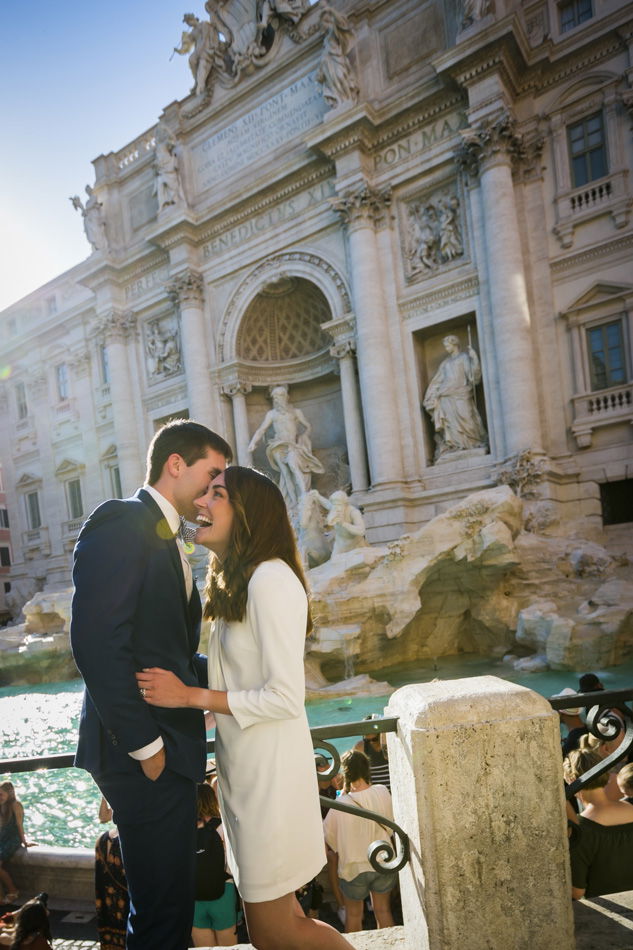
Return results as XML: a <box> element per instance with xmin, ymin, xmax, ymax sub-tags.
<box><xmin>70</xmin><ymin>489</ymin><xmax>208</xmax><ymax>784</ymax></box>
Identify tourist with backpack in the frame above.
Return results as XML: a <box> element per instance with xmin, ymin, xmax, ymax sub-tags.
<box><xmin>192</xmin><ymin>784</ymin><xmax>239</xmax><ymax>947</ymax></box>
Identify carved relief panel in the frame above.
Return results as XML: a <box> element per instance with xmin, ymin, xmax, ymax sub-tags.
<box><xmin>144</xmin><ymin>314</ymin><xmax>182</xmax><ymax>381</ymax></box>
<box><xmin>399</xmin><ymin>183</ymin><xmax>468</xmax><ymax>283</ymax></box>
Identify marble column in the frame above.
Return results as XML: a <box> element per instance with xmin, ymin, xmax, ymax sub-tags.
<box><xmin>222</xmin><ymin>382</ymin><xmax>252</xmax><ymax>465</ymax></box>
<box><xmin>331</xmin><ymin>184</ymin><xmax>403</xmax><ymax>486</ymax></box>
<box><xmin>329</xmin><ymin>338</ymin><xmax>369</xmax><ymax>492</ymax></box>
<box><xmin>167</xmin><ymin>269</ymin><xmax>220</xmax><ymax>428</ymax></box>
<box><xmin>458</xmin><ymin>113</ymin><xmax>543</xmax><ymax>457</ymax></box>
<box><xmin>68</xmin><ymin>349</ymin><xmax>101</xmax><ymax>514</ymax></box>
<box><xmin>95</xmin><ymin>311</ymin><xmax>144</xmax><ymax>494</ymax></box>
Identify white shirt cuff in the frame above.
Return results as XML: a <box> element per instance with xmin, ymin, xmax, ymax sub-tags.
<box><xmin>129</xmin><ymin>736</ymin><xmax>164</xmax><ymax>760</ymax></box>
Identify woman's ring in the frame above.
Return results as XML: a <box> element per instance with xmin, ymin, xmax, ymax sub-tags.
<box><xmin>139</xmin><ymin>687</ymin><xmax>146</xmax><ymax>698</ymax></box>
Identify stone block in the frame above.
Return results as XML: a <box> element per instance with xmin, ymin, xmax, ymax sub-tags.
<box><xmin>386</xmin><ymin>678</ymin><xmax>574</xmax><ymax>950</ymax></box>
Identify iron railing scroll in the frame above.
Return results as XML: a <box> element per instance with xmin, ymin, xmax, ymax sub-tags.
<box><xmin>311</xmin><ymin>716</ymin><xmax>410</xmax><ymax>874</ymax></box>
<box><xmin>548</xmin><ymin>687</ymin><xmax>633</xmax><ymax>799</ymax></box>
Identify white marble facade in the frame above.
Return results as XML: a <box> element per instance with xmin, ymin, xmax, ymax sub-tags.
<box><xmin>1</xmin><ymin>0</ymin><xmax>633</xmax><ymax>599</ymax></box>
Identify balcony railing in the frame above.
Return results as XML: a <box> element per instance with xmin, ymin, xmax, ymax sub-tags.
<box><xmin>554</xmin><ymin>169</ymin><xmax>631</xmax><ymax>248</ymax></box>
<box><xmin>62</xmin><ymin>517</ymin><xmax>85</xmax><ymax>538</ymax></box>
<box><xmin>571</xmin><ymin>382</ymin><xmax>633</xmax><ymax>447</ymax></box>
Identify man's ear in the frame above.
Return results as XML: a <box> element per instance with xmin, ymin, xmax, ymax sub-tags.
<box><xmin>165</xmin><ymin>453</ymin><xmax>184</xmax><ymax>478</ymax></box>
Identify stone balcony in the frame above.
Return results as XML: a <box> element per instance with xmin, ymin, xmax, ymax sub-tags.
<box><xmin>571</xmin><ymin>382</ymin><xmax>633</xmax><ymax>448</ymax></box>
<box><xmin>554</xmin><ymin>168</ymin><xmax>632</xmax><ymax>248</ymax></box>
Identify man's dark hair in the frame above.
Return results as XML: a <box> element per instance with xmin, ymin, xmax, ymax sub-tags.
<box><xmin>146</xmin><ymin>419</ymin><xmax>232</xmax><ymax>485</ymax></box>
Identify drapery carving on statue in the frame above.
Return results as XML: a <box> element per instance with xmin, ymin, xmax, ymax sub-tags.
<box><xmin>404</xmin><ymin>194</ymin><xmax>463</xmax><ymax>279</ymax></box>
<box><xmin>423</xmin><ymin>335</ymin><xmax>488</xmax><ymax>460</ymax></box>
<box><xmin>461</xmin><ymin>0</ymin><xmax>494</xmax><ymax>28</ymax></box>
<box><xmin>330</xmin><ymin>184</ymin><xmax>392</xmax><ymax>230</ymax></box>
<box><xmin>315</xmin><ymin>4</ymin><xmax>359</xmax><ymax>110</ymax></box>
<box><xmin>153</xmin><ymin>123</ymin><xmax>186</xmax><ymax>211</ymax></box>
<box><xmin>247</xmin><ymin>384</ymin><xmax>324</xmax><ymax>510</ymax></box>
<box><xmin>146</xmin><ymin>318</ymin><xmax>182</xmax><ymax>378</ymax></box>
<box><xmin>456</xmin><ymin>112</ymin><xmax>544</xmax><ymax>179</ymax></box>
<box><xmin>69</xmin><ymin>185</ymin><xmax>108</xmax><ymax>253</ymax></box>
<box><xmin>167</xmin><ymin>269</ymin><xmax>204</xmax><ymax>306</ymax></box>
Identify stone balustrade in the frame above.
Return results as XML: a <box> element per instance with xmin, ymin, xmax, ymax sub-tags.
<box><xmin>571</xmin><ymin>382</ymin><xmax>633</xmax><ymax>447</ymax></box>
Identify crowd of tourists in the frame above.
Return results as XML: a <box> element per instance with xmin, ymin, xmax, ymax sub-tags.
<box><xmin>556</xmin><ymin>672</ymin><xmax>633</xmax><ymax>900</ymax></box>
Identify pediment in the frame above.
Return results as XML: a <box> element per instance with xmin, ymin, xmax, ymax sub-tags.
<box><xmin>55</xmin><ymin>458</ymin><xmax>84</xmax><ymax>477</ymax></box>
<box><xmin>16</xmin><ymin>472</ymin><xmax>42</xmax><ymax>489</ymax></box>
<box><xmin>100</xmin><ymin>444</ymin><xmax>118</xmax><ymax>461</ymax></box>
<box><xmin>562</xmin><ymin>282</ymin><xmax>633</xmax><ymax>317</ymax></box>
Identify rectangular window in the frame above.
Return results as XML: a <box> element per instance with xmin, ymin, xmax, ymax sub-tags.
<box><xmin>110</xmin><ymin>465</ymin><xmax>122</xmax><ymax>499</ymax></box>
<box><xmin>560</xmin><ymin>0</ymin><xmax>593</xmax><ymax>32</ymax></box>
<box><xmin>16</xmin><ymin>381</ymin><xmax>28</xmax><ymax>420</ymax></box>
<box><xmin>568</xmin><ymin>112</ymin><xmax>607</xmax><ymax>188</ymax></box>
<box><xmin>67</xmin><ymin>478</ymin><xmax>83</xmax><ymax>520</ymax></box>
<box><xmin>26</xmin><ymin>491</ymin><xmax>41</xmax><ymax>530</ymax></box>
<box><xmin>0</xmin><ymin>547</ymin><xmax>10</xmax><ymax>568</ymax></box>
<box><xmin>99</xmin><ymin>344</ymin><xmax>110</xmax><ymax>384</ymax></box>
<box><xmin>56</xmin><ymin>363</ymin><xmax>69</xmax><ymax>401</ymax></box>
<box><xmin>0</xmin><ymin>508</ymin><xmax>9</xmax><ymax>529</ymax></box>
<box><xmin>600</xmin><ymin>480</ymin><xmax>633</xmax><ymax>526</ymax></box>
<box><xmin>587</xmin><ymin>320</ymin><xmax>626</xmax><ymax>391</ymax></box>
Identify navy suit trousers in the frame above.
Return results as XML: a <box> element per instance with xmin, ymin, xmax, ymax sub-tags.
<box><xmin>95</xmin><ymin>766</ymin><xmax>197</xmax><ymax>950</ymax></box>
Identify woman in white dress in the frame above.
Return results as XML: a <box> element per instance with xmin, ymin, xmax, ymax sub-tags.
<box><xmin>136</xmin><ymin>466</ymin><xmax>353</xmax><ymax>950</ymax></box>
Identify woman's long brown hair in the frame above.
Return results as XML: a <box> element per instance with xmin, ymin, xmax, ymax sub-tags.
<box><xmin>202</xmin><ymin>466</ymin><xmax>312</xmax><ymax>633</ymax></box>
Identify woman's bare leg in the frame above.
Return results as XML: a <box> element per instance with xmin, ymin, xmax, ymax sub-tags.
<box><xmin>191</xmin><ymin>925</ymin><xmax>217</xmax><ymax>946</ymax></box>
<box><xmin>244</xmin><ymin>892</ymin><xmax>354</xmax><ymax>950</ymax></box>
<box><xmin>370</xmin><ymin>889</ymin><xmax>394</xmax><ymax>929</ymax></box>
<box><xmin>216</xmin><ymin>924</ymin><xmax>238</xmax><ymax>945</ymax></box>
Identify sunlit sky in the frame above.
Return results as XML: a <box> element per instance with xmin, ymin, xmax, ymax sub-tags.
<box><xmin>0</xmin><ymin>1</ymin><xmax>204</xmax><ymax>312</ymax></box>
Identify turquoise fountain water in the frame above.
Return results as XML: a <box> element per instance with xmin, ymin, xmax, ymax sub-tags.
<box><xmin>2</xmin><ymin>656</ymin><xmax>633</xmax><ymax>847</ymax></box>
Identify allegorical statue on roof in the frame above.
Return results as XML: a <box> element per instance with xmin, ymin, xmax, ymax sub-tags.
<box><xmin>153</xmin><ymin>123</ymin><xmax>185</xmax><ymax>211</ymax></box>
<box><xmin>315</xmin><ymin>3</ymin><xmax>359</xmax><ymax>109</ymax></box>
<box><xmin>69</xmin><ymin>186</ymin><xmax>108</xmax><ymax>253</ymax></box>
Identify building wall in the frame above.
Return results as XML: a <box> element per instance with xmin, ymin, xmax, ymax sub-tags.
<box><xmin>1</xmin><ymin>0</ymin><xmax>632</xmax><ymax>599</ymax></box>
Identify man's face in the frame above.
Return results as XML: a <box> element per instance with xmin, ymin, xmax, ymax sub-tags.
<box><xmin>172</xmin><ymin>448</ymin><xmax>227</xmax><ymax>521</ymax></box>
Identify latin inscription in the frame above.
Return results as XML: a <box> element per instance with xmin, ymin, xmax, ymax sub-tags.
<box><xmin>125</xmin><ymin>268</ymin><xmax>169</xmax><ymax>302</ymax></box>
<box><xmin>193</xmin><ymin>72</ymin><xmax>327</xmax><ymax>194</ymax></box>
<box><xmin>202</xmin><ymin>180</ymin><xmax>335</xmax><ymax>258</ymax></box>
<box><xmin>373</xmin><ymin>113</ymin><xmax>468</xmax><ymax>172</ymax></box>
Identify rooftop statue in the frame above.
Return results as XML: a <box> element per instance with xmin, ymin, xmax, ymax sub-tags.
<box><xmin>423</xmin><ymin>335</ymin><xmax>488</xmax><ymax>460</ymax></box>
<box><xmin>315</xmin><ymin>4</ymin><xmax>359</xmax><ymax>109</ymax></box>
<box><xmin>248</xmin><ymin>384</ymin><xmax>324</xmax><ymax>510</ymax></box>
<box><xmin>69</xmin><ymin>186</ymin><xmax>108</xmax><ymax>253</ymax></box>
<box><xmin>172</xmin><ymin>12</ymin><xmax>221</xmax><ymax>97</ymax></box>
<box><xmin>153</xmin><ymin>123</ymin><xmax>185</xmax><ymax>211</ymax></box>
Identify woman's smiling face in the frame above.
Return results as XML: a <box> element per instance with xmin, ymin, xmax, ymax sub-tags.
<box><xmin>193</xmin><ymin>471</ymin><xmax>234</xmax><ymax>558</ymax></box>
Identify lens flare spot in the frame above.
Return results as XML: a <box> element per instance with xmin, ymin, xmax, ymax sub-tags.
<box><xmin>0</xmin><ymin>365</ymin><xmax>12</xmax><ymax>380</ymax></box>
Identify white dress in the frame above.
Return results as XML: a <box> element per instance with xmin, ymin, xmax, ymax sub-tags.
<box><xmin>207</xmin><ymin>558</ymin><xmax>326</xmax><ymax>902</ymax></box>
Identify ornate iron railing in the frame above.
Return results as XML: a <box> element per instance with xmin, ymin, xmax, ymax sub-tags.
<box><xmin>0</xmin><ymin>715</ymin><xmax>410</xmax><ymax>875</ymax></box>
<box><xmin>548</xmin><ymin>688</ymin><xmax>633</xmax><ymax>798</ymax></box>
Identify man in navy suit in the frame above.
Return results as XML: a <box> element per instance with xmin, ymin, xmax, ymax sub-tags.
<box><xmin>71</xmin><ymin>420</ymin><xmax>232</xmax><ymax>950</ymax></box>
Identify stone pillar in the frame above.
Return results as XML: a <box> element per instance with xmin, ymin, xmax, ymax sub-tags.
<box><xmin>329</xmin><ymin>338</ymin><xmax>369</xmax><ymax>492</ymax></box>
<box><xmin>386</xmin><ymin>677</ymin><xmax>574</xmax><ymax>950</ymax></box>
<box><xmin>167</xmin><ymin>269</ymin><xmax>220</xmax><ymax>428</ymax></box>
<box><xmin>332</xmin><ymin>184</ymin><xmax>403</xmax><ymax>486</ymax></box>
<box><xmin>222</xmin><ymin>382</ymin><xmax>252</xmax><ymax>466</ymax></box>
<box><xmin>95</xmin><ymin>311</ymin><xmax>144</xmax><ymax>495</ymax></box>
<box><xmin>458</xmin><ymin>114</ymin><xmax>543</xmax><ymax>457</ymax></box>
<box><xmin>68</xmin><ymin>349</ymin><xmax>101</xmax><ymax>513</ymax></box>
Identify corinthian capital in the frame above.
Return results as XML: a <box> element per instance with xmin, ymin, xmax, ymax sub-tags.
<box><xmin>167</xmin><ymin>269</ymin><xmax>204</xmax><ymax>306</ymax></box>
<box><xmin>330</xmin><ymin>184</ymin><xmax>392</xmax><ymax>231</ymax></box>
<box><xmin>456</xmin><ymin>112</ymin><xmax>542</xmax><ymax>178</ymax></box>
<box><xmin>222</xmin><ymin>381</ymin><xmax>252</xmax><ymax>398</ymax></box>
<box><xmin>93</xmin><ymin>310</ymin><xmax>138</xmax><ymax>344</ymax></box>
<box><xmin>330</xmin><ymin>339</ymin><xmax>356</xmax><ymax>360</ymax></box>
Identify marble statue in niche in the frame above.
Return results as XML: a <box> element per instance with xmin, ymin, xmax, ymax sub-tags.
<box><xmin>315</xmin><ymin>4</ymin><xmax>359</xmax><ymax>109</ymax></box>
<box><xmin>146</xmin><ymin>318</ymin><xmax>182</xmax><ymax>378</ymax></box>
<box><xmin>248</xmin><ymin>384</ymin><xmax>325</xmax><ymax>510</ymax></box>
<box><xmin>69</xmin><ymin>186</ymin><xmax>108</xmax><ymax>252</ymax></box>
<box><xmin>405</xmin><ymin>194</ymin><xmax>464</xmax><ymax>278</ymax></box>
<box><xmin>153</xmin><ymin>123</ymin><xmax>185</xmax><ymax>211</ymax></box>
<box><xmin>423</xmin><ymin>334</ymin><xmax>488</xmax><ymax>460</ymax></box>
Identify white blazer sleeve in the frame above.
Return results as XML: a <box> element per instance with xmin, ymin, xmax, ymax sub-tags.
<box><xmin>227</xmin><ymin>561</ymin><xmax>308</xmax><ymax>730</ymax></box>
